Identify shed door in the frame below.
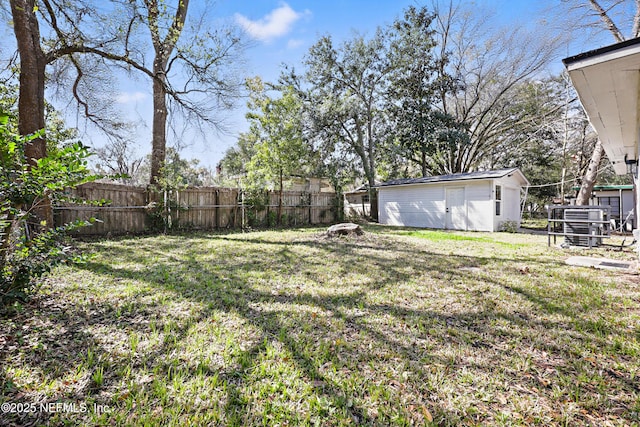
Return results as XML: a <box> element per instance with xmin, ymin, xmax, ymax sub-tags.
<box><xmin>446</xmin><ymin>187</ymin><xmax>466</xmax><ymax>230</ymax></box>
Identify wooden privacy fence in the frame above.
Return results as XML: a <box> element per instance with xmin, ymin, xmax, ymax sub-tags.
<box><xmin>54</xmin><ymin>182</ymin><xmax>337</xmax><ymax>235</ymax></box>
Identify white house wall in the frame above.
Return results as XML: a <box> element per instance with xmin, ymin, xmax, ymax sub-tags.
<box><xmin>502</xmin><ymin>187</ymin><xmax>521</xmax><ymax>224</ymax></box>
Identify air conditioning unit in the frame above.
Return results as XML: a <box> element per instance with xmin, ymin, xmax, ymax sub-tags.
<box><xmin>564</xmin><ymin>209</ymin><xmax>603</xmax><ymax>247</ymax></box>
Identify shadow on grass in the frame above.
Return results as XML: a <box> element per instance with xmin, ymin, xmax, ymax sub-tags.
<box><xmin>2</xmin><ymin>229</ymin><xmax>639</xmax><ymax>425</ymax></box>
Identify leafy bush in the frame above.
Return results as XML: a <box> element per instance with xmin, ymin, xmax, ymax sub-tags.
<box><xmin>267</xmin><ymin>211</ymin><xmax>277</xmax><ymax>227</ymax></box>
<box><xmin>0</xmin><ymin>112</ymin><xmax>96</xmax><ymax>307</ymax></box>
<box><xmin>145</xmin><ymin>163</ymin><xmax>192</xmax><ymax>233</ymax></box>
<box><xmin>499</xmin><ymin>220</ymin><xmax>519</xmax><ymax>233</ymax></box>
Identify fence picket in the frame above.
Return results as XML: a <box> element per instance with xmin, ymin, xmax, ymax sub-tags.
<box><xmin>54</xmin><ymin>182</ymin><xmax>337</xmax><ymax>235</ymax></box>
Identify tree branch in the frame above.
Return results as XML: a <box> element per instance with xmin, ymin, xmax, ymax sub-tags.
<box><xmin>588</xmin><ymin>0</ymin><xmax>626</xmax><ymax>42</ymax></box>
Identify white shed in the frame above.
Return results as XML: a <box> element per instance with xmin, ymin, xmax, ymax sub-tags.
<box><xmin>378</xmin><ymin>168</ymin><xmax>529</xmax><ymax>232</ymax></box>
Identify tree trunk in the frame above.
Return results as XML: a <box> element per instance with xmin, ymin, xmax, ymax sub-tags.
<box><xmin>421</xmin><ymin>150</ymin><xmax>428</xmax><ymax>177</ymax></box>
<box><xmin>367</xmin><ymin>174</ymin><xmax>378</xmax><ymax>222</ymax></box>
<box><xmin>575</xmin><ymin>139</ymin><xmax>605</xmax><ymax>205</ymax></box>
<box><xmin>10</xmin><ymin>0</ymin><xmax>52</xmax><ymax>227</ymax></box>
<box><xmin>150</xmin><ymin>67</ymin><xmax>167</xmax><ymax>186</ymax></box>
<box><xmin>10</xmin><ymin>0</ymin><xmax>47</xmax><ymax>162</ymax></box>
<box><xmin>146</xmin><ymin>0</ymin><xmax>190</xmax><ymax>185</ymax></box>
<box><xmin>277</xmin><ymin>169</ymin><xmax>283</xmax><ymax>225</ymax></box>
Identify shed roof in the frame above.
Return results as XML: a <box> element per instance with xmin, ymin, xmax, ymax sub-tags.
<box><xmin>378</xmin><ymin>168</ymin><xmax>529</xmax><ymax>188</ymax></box>
<box><xmin>571</xmin><ymin>184</ymin><xmax>634</xmax><ymax>191</ymax></box>
<box><xmin>344</xmin><ymin>183</ymin><xmax>380</xmax><ymax>195</ymax></box>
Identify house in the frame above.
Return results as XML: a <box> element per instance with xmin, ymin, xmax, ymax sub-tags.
<box><xmin>563</xmin><ymin>38</ymin><xmax>640</xmax><ymax>240</ymax></box>
<box><xmin>286</xmin><ymin>177</ymin><xmax>334</xmax><ymax>193</ymax></box>
<box><xmin>569</xmin><ymin>185</ymin><xmax>635</xmax><ymax>231</ymax></box>
<box><xmin>343</xmin><ymin>183</ymin><xmax>378</xmax><ymax>217</ymax></box>
<box><xmin>377</xmin><ymin>168</ymin><xmax>529</xmax><ymax>232</ymax></box>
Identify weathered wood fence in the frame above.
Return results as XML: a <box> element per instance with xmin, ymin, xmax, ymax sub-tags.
<box><xmin>54</xmin><ymin>182</ymin><xmax>337</xmax><ymax>235</ymax></box>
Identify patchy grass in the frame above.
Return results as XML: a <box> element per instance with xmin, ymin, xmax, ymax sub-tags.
<box><xmin>1</xmin><ymin>225</ymin><xmax>639</xmax><ymax>426</ymax></box>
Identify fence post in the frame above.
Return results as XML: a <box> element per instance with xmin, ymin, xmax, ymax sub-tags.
<box><xmin>215</xmin><ymin>189</ymin><xmax>220</xmax><ymax>229</ymax></box>
<box><xmin>53</xmin><ymin>183</ymin><xmax>338</xmax><ymax>234</ymax></box>
<box><xmin>232</xmin><ymin>189</ymin><xmax>237</xmax><ymax>229</ymax></box>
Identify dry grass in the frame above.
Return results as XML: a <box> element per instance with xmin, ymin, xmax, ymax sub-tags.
<box><xmin>1</xmin><ymin>225</ymin><xmax>639</xmax><ymax>426</ymax></box>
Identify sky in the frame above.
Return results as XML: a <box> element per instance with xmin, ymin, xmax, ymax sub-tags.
<box><xmin>60</xmin><ymin>0</ymin><xmax>616</xmax><ymax>172</ymax></box>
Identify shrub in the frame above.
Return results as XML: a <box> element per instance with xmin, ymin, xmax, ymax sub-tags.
<box><xmin>0</xmin><ymin>112</ymin><xmax>96</xmax><ymax>307</ymax></box>
<box><xmin>499</xmin><ymin>220</ymin><xmax>519</xmax><ymax>233</ymax></box>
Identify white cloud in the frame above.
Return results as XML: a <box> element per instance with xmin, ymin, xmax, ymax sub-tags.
<box><xmin>116</xmin><ymin>91</ymin><xmax>147</xmax><ymax>104</ymax></box>
<box><xmin>287</xmin><ymin>39</ymin><xmax>305</xmax><ymax>49</ymax></box>
<box><xmin>235</xmin><ymin>3</ymin><xmax>310</xmax><ymax>42</ymax></box>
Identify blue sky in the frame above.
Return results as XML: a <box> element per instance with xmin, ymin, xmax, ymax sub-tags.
<box><xmin>91</xmin><ymin>0</ymin><xmax>610</xmax><ymax>171</ymax></box>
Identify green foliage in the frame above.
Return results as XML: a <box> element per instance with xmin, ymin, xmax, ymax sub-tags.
<box><xmin>144</xmin><ymin>148</ymin><xmax>215</xmax><ymax>233</ymax></box>
<box><xmin>239</xmin><ymin>78</ymin><xmax>312</xmax><ymax>225</ymax></box>
<box><xmin>146</xmin><ymin>164</ymin><xmax>187</xmax><ymax>234</ymax></box>
<box><xmin>243</xmin><ymin>79</ymin><xmax>310</xmax><ymax>190</ymax></box>
<box><xmin>217</xmin><ymin>132</ymin><xmax>258</xmax><ymax>184</ymax></box>
<box><xmin>499</xmin><ymin>220</ymin><xmax>519</xmax><ymax>233</ymax></box>
<box><xmin>386</xmin><ymin>6</ymin><xmax>469</xmax><ymax>177</ymax></box>
<box><xmin>242</xmin><ymin>188</ymin><xmax>269</xmax><ymax>210</ymax></box>
<box><xmin>301</xmin><ymin>31</ymin><xmax>390</xmax><ymax>191</ymax></box>
<box><xmin>0</xmin><ymin>111</ymin><xmax>97</xmax><ymax>307</ymax></box>
<box><xmin>1</xmin><ymin>220</ymin><xmax>92</xmax><ymax>305</ymax></box>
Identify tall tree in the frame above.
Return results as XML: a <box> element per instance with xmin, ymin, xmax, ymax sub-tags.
<box><xmin>243</xmin><ymin>78</ymin><xmax>310</xmax><ymax>224</ymax></box>
<box><xmin>7</xmin><ymin>0</ymin><xmax>133</xmax><ymax>156</ymax></box>
<box><xmin>7</xmin><ymin>0</ymin><xmax>246</xmax><ymax>189</ymax></box>
<box><xmin>147</xmin><ymin>0</ymin><xmax>189</xmax><ymax>185</ymax></box>
<box><xmin>101</xmin><ymin>0</ymin><xmax>247</xmax><ymax>185</ymax></box>
<box><xmin>9</xmin><ymin>0</ymin><xmax>47</xmax><ymax>163</ymax></box>
<box><xmin>428</xmin><ymin>0</ymin><xmax>563</xmax><ymax>174</ymax></box>
<box><xmin>8</xmin><ymin>0</ymin><xmax>123</xmax><ymax>224</ymax></box>
<box><xmin>489</xmin><ymin>76</ymin><xmax>594</xmax><ymax>209</ymax></box>
<box><xmin>387</xmin><ymin>6</ymin><xmax>468</xmax><ymax>177</ymax></box>
<box><xmin>301</xmin><ymin>31</ymin><xmax>392</xmax><ymax>220</ymax></box>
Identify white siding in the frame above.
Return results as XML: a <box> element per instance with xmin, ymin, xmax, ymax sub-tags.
<box><xmin>379</xmin><ymin>185</ymin><xmax>445</xmax><ymax>228</ymax></box>
<box><xmin>379</xmin><ymin>180</ymin><xmax>497</xmax><ymax>231</ymax></box>
<box><xmin>379</xmin><ymin>174</ymin><xmax>527</xmax><ymax>232</ymax></box>
<box><xmin>493</xmin><ymin>176</ymin><xmax>524</xmax><ymax>231</ymax></box>
<box><xmin>463</xmin><ymin>181</ymin><xmax>493</xmax><ymax>231</ymax></box>
<box><xmin>504</xmin><ymin>187</ymin><xmax>521</xmax><ymax>222</ymax></box>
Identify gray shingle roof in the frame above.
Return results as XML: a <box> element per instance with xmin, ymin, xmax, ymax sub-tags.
<box><xmin>377</xmin><ymin>168</ymin><xmax>522</xmax><ymax>187</ymax></box>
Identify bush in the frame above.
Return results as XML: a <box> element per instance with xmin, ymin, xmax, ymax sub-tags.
<box><xmin>0</xmin><ymin>112</ymin><xmax>96</xmax><ymax>307</ymax></box>
<box><xmin>499</xmin><ymin>220</ymin><xmax>519</xmax><ymax>233</ymax></box>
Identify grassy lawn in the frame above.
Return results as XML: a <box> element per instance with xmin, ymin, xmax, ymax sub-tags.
<box><xmin>1</xmin><ymin>225</ymin><xmax>639</xmax><ymax>426</ymax></box>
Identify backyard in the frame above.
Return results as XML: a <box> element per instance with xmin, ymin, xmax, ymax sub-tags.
<box><xmin>0</xmin><ymin>225</ymin><xmax>639</xmax><ymax>426</ymax></box>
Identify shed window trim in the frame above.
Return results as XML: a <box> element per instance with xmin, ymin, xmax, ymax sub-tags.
<box><xmin>495</xmin><ymin>184</ymin><xmax>502</xmax><ymax>216</ymax></box>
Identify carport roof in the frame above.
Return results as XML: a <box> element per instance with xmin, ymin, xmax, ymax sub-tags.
<box><xmin>377</xmin><ymin>168</ymin><xmax>528</xmax><ymax>188</ymax></box>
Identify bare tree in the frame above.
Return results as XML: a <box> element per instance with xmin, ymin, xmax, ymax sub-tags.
<box><xmin>7</xmin><ymin>0</ymin><xmax>246</xmax><ymax>191</ymax></box>
<box><xmin>93</xmin><ymin>138</ymin><xmax>144</xmax><ymax>184</ymax></box>
<box><xmin>428</xmin><ymin>0</ymin><xmax>565</xmax><ymax>174</ymax></box>
<box><xmin>8</xmin><ymin>0</ymin><xmax>129</xmax><ymax>224</ymax></box>
<box><xmin>103</xmin><ymin>0</ymin><xmax>248</xmax><ymax>185</ymax></box>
